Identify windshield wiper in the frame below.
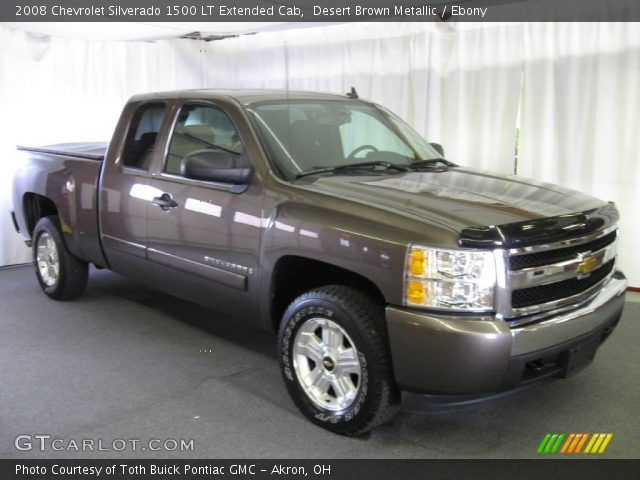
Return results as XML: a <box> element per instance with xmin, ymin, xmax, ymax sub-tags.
<box><xmin>295</xmin><ymin>160</ymin><xmax>410</xmax><ymax>179</ymax></box>
<box><xmin>410</xmin><ymin>158</ymin><xmax>457</xmax><ymax>170</ymax></box>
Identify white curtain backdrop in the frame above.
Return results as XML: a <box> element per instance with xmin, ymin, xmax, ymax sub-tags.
<box><xmin>0</xmin><ymin>26</ymin><xmax>204</xmax><ymax>267</ymax></box>
<box><xmin>203</xmin><ymin>22</ymin><xmax>524</xmax><ymax>173</ymax></box>
<box><xmin>1</xmin><ymin>22</ymin><xmax>638</xmax><ymax>286</ymax></box>
<box><xmin>518</xmin><ymin>22</ymin><xmax>640</xmax><ymax>288</ymax></box>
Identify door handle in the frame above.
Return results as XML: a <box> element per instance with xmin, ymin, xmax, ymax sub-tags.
<box><xmin>152</xmin><ymin>193</ymin><xmax>178</xmax><ymax>211</ymax></box>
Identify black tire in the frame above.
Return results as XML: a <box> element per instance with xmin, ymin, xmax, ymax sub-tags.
<box><xmin>277</xmin><ymin>285</ymin><xmax>399</xmax><ymax>436</ymax></box>
<box><xmin>32</xmin><ymin>216</ymin><xmax>88</xmax><ymax>300</ymax></box>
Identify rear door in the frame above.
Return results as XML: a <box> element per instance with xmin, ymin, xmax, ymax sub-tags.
<box><xmin>146</xmin><ymin>101</ymin><xmax>263</xmax><ymax>320</ymax></box>
<box><xmin>99</xmin><ymin>101</ymin><xmax>168</xmax><ymax>283</ymax></box>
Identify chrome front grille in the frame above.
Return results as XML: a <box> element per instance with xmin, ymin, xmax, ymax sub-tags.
<box><xmin>508</xmin><ymin>230</ymin><xmax>617</xmax><ymax>271</ymax></box>
<box><xmin>511</xmin><ymin>259</ymin><xmax>615</xmax><ymax>308</ymax></box>
<box><xmin>495</xmin><ymin>225</ymin><xmax>618</xmax><ymax>324</ymax></box>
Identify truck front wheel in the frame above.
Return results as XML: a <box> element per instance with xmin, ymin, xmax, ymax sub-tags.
<box><xmin>277</xmin><ymin>285</ymin><xmax>399</xmax><ymax>435</ymax></box>
<box><xmin>32</xmin><ymin>216</ymin><xmax>88</xmax><ymax>300</ymax></box>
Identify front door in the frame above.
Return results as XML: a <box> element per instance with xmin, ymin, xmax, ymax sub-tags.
<box><xmin>146</xmin><ymin>102</ymin><xmax>263</xmax><ymax>320</ymax></box>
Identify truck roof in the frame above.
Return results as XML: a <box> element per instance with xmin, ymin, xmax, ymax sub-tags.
<box><xmin>129</xmin><ymin>89</ymin><xmax>362</xmax><ymax>105</ymax></box>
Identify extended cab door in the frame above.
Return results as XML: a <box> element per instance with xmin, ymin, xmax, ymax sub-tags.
<box><xmin>146</xmin><ymin>101</ymin><xmax>263</xmax><ymax>320</ymax></box>
<box><xmin>99</xmin><ymin>101</ymin><xmax>168</xmax><ymax>284</ymax></box>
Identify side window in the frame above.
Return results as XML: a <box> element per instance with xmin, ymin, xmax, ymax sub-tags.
<box><xmin>165</xmin><ymin>104</ymin><xmax>244</xmax><ymax>176</ymax></box>
<box><xmin>121</xmin><ymin>103</ymin><xmax>166</xmax><ymax>170</ymax></box>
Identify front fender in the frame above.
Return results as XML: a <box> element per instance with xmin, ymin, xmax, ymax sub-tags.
<box><xmin>257</xmin><ymin>200</ymin><xmax>438</xmax><ymax>329</ymax></box>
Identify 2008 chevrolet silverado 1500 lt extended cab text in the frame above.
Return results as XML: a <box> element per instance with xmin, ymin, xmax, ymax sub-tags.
<box><xmin>11</xmin><ymin>90</ymin><xmax>627</xmax><ymax>435</ymax></box>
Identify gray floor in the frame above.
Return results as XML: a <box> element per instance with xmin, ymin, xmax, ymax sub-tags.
<box><xmin>1</xmin><ymin>265</ymin><xmax>638</xmax><ymax>459</ymax></box>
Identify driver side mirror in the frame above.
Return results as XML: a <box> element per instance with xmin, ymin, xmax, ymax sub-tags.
<box><xmin>181</xmin><ymin>149</ymin><xmax>253</xmax><ymax>185</ymax></box>
<box><xmin>429</xmin><ymin>142</ymin><xmax>445</xmax><ymax>157</ymax></box>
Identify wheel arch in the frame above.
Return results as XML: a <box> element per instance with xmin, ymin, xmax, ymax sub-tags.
<box><xmin>269</xmin><ymin>255</ymin><xmax>387</xmax><ymax>332</ymax></box>
<box><xmin>23</xmin><ymin>193</ymin><xmax>59</xmax><ymax>238</ymax></box>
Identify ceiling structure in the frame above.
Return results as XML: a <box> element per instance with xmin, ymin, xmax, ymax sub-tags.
<box><xmin>0</xmin><ymin>22</ymin><xmax>345</xmax><ymax>41</ymax></box>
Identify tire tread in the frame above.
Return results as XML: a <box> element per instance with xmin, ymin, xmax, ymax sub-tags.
<box><xmin>279</xmin><ymin>285</ymin><xmax>399</xmax><ymax>436</ymax></box>
<box><xmin>33</xmin><ymin>216</ymin><xmax>88</xmax><ymax>300</ymax></box>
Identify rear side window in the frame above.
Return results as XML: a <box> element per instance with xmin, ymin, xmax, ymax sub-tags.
<box><xmin>121</xmin><ymin>103</ymin><xmax>166</xmax><ymax>170</ymax></box>
<box><xmin>165</xmin><ymin>104</ymin><xmax>244</xmax><ymax>176</ymax></box>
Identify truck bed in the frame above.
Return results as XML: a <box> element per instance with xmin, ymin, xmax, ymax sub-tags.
<box><xmin>13</xmin><ymin>141</ymin><xmax>109</xmax><ymax>268</ymax></box>
<box><xmin>17</xmin><ymin>142</ymin><xmax>108</xmax><ymax>161</ymax></box>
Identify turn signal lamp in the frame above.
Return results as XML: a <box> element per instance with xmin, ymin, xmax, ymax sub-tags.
<box><xmin>404</xmin><ymin>245</ymin><xmax>496</xmax><ymax>312</ymax></box>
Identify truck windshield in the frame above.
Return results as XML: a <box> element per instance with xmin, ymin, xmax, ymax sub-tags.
<box><xmin>247</xmin><ymin>100</ymin><xmax>444</xmax><ymax>180</ymax></box>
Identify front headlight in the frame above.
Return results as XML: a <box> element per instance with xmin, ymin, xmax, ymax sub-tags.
<box><xmin>404</xmin><ymin>245</ymin><xmax>496</xmax><ymax>312</ymax></box>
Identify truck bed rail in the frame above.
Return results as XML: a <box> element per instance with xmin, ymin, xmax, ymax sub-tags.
<box><xmin>17</xmin><ymin>142</ymin><xmax>107</xmax><ymax>161</ymax></box>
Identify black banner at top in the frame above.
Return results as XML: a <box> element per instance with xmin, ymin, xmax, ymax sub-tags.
<box><xmin>2</xmin><ymin>0</ymin><xmax>640</xmax><ymax>22</ymax></box>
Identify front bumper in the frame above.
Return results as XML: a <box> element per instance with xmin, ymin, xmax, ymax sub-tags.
<box><xmin>386</xmin><ymin>273</ymin><xmax>627</xmax><ymax>394</ymax></box>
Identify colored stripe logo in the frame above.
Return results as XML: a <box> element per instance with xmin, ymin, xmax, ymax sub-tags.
<box><xmin>537</xmin><ymin>433</ymin><xmax>613</xmax><ymax>454</ymax></box>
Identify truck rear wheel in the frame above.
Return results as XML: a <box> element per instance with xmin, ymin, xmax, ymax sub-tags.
<box><xmin>277</xmin><ymin>285</ymin><xmax>399</xmax><ymax>435</ymax></box>
<box><xmin>32</xmin><ymin>216</ymin><xmax>88</xmax><ymax>300</ymax></box>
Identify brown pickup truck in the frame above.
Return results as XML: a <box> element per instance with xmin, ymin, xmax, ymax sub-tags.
<box><xmin>11</xmin><ymin>89</ymin><xmax>627</xmax><ymax>435</ymax></box>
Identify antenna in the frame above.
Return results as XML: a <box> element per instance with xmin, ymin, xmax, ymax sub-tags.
<box><xmin>346</xmin><ymin>87</ymin><xmax>359</xmax><ymax>99</ymax></box>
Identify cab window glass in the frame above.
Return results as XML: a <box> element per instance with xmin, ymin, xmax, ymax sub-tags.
<box><xmin>165</xmin><ymin>104</ymin><xmax>243</xmax><ymax>175</ymax></box>
<box><xmin>339</xmin><ymin>110</ymin><xmax>413</xmax><ymax>159</ymax></box>
<box><xmin>249</xmin><ymin>101</ymin><xmax>436</xmax><ymax>180</ymax></box>
<box><xmin>121</xmin><ymin>103</ymin><xmax>166</xmax><ymax>170</ymax></box>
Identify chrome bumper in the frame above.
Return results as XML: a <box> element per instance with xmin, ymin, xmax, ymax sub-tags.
<box><xmin>511</xmin><ymin>275</ymin><xmax>627</xmax><ymax>355</ymax></box>
<box><xmin>386</xmin><ymin>274</ymin><xmax>627</xmax><ymax>394</ymax></box>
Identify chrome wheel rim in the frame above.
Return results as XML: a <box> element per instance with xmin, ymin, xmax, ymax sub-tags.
<box><xmin>36</xmin><ymin>232</ymin><xmax>59</xmax><ymax>287</ymax></box>
<box><xmin>292</xmin><ymin>318</ymin><xmax>362</xmax><ymax>412</ymax></box>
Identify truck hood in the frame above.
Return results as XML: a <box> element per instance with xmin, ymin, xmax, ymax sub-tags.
<box><xmin>301</xmin><ymin>167</ymin><xmax>614</xmax><ymax>247</ymax></box>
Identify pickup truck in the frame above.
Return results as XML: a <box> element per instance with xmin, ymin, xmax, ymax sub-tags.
<box><xmin>11</xmin><ymin>89</ymin><xmax>627</xmax><ymax>435</ymax></box>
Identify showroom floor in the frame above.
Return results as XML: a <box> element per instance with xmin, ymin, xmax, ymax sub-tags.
<box><xmin>1</xmin><ymin>265</ymin><xmax>638</xmax><ymax>459</ymax></box>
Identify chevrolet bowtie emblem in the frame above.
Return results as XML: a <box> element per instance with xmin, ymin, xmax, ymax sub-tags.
<box><xmin>577</xmin><ymin>253</ymin><xmax>599</xmax><ymax>276</ymax></box>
